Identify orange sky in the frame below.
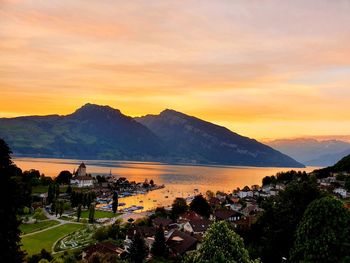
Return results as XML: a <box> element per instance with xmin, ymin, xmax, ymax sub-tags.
<box><xmin>1</xmin><ymin>0</ymin><xmax>350</xmax><ymax>139</ymax></box>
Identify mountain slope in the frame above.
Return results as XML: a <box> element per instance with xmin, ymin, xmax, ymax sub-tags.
<box><xmin>136</xmin><ymin>109</ymin><xmax>304</xmax><ymax>167</ymax></box>
<box><xmin>267</xmin><ymin>138</ymin><xmax>350</xmax><ymax>166</ymax></box>
<box><xmin>0</xmin><ymin>103</ymin><xmax>165</xmax><ymax>159</ymax></box>
<box><xmin>314</xmin><ymin>153</ymin><xmax>350</xmax><ymax>176</ymax></box>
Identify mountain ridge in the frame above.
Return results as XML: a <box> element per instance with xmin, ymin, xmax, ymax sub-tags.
<box><xmin>0</xmin><ymin>103</ymin><xmax>304</xmax><ymax>168</ymax></box>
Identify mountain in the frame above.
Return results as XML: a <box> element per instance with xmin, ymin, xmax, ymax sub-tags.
<box><xmin>135</xmin><ymin>109</ymin><xmax>304</xmax><ymax>167</ymax></box>
<box><xmin>314</xmin><ymin>153</ymin><xmax>350</xmax><ymax>176</ymax></box>
<box><xmin>266</xmin><ymin>138</ymin><xmax>350</xmax><ymax>166</ymax></box>
<box><xmin>0</xmin><ymin>104</ymin><xmax>303</xmax><ymax>167</ymax></box>
<box><xmin>0</xmin><ymin>103</ymin><xmax>165</xmax><ymax>160</ymax></box>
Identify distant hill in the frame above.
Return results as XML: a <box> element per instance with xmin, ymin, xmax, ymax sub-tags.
<box><xmin>0</xmin><ymin>104</ymin><xmax>304</xmax><ymax>167</ymax></box>
<box><xmin>135</xmin><ymin>109</ymin><xmax>304</xmax><ymax>167</ymax></box>
<box><xmin>267</xmin><ymin>138</ymin><xmax>350</xmax><ymax>166</ymax></box>
<box><xmin>314</xmin><ymin>153</ymin><xmax>350</xmax><ymax>176</ymax></box>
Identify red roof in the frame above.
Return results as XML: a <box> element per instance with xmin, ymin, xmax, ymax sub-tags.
<box><xmin>83</xmin><ymin>242</ymin><xmax>123</xmax><ymax>259</ymax></box>
<box><xmin>166</xmin><ymin>230</ymin><xmax>197</xmax><ymax>255</ymax></box>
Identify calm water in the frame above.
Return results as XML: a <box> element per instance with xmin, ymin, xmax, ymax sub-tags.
<box><xmin>14</xmin><ymin>157</ymin><xmax>317</xmax><ymax>211</ymax></box>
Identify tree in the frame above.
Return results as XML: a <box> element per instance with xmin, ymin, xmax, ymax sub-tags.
<box><xmin>89</xmin><ymin>202</ymin><xmax>95</xmax><ymax>223</ymax></box>
<box><xmin>55</xmin><ymin>184</ymin><xmax>60</xmax><ymax>198</ymax></box>
<box><xmin>245</xmin><ymin>178</ymin><xmax>323</xmax><ymax>263</ymax></box>
<box><xmin>205</xmin><ymin>190</ymin><xmax>215</xmax><ymax>199</ymax></box>
<box><xmin>129</xmin><ymin>232</ymin><xmax>148</xmax><ymax>263</ymax></box>
<box><xmin>66</xmin><ymin>185</ymin><xmax>72</xmax><ymax>194</ymax></box>
<box><xmin>151</xmin><ymin>226</ymin><xmax>167</xmax><ymax>257</ymax></box>
<box><xmin>77</xmin><ymin>204</ymin><xmax>82</xmax><ymax>222</ymax></box>
<box><xmin>171</xmin><ymin>197</ymin><xmax>188</xmax><ymax>219</ymax></box>
<box><xmin>112</xmin><ymin>191</ymin><xmax>118</xmax><ymax>214</ymax></box>
<box><xmin>290</xmin><ymin>197</ymin><xmax>350</xmax><ymax>263</ymax></box>
<box><xmin>48</xmin><ymin>184</ymin><xmax>55</xmax><ymax>204</ymax></box>
<box><xmin>189</xmin><ymin>195</ymin><xmax>211</xmax><ymax>218</ymax></box>
<box><xmin>184</xmin><ymin>221</ymin><xmax>256</xmax><ymax>263</ymax></box>
<box><xmin>55</xmin><ymin>170</ymin><xmax>72</xmax><ymax>184</ymax></box>
<box><xmin>0</xmin><ymin>138</ymin><xmax>25</xmax><ymax>262</ymax></box>
<box><xmin>59</xmin><ymin>200</ymin><xmax>64</xmax><ymax>217</ymax></box>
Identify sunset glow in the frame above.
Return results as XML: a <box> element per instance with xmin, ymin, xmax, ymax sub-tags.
<box><xmin>1</xmin><ymin>0</ymin><xmax>350</xmax><ymax>139</ymax></box>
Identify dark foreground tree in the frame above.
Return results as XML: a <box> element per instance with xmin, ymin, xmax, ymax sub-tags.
<box><xmin>129</xmin><ymin>232</ymin><xmax>148</xmax><ymax>263</ymax></box>
<box><xmin>151</xmin><ymin>226</ymin><xmax>167</xmax><ymax>257</ymax></box>
<box><xmin>184</xmin><ymin>221</ymin><xmax>257</xmax><ymax>263</ymax></box>
<box><xmin>245</xmin><ymin>178</ymin><xmax>323</xmax><ymax>263</ymax></box>
<box><xmin>89</xmin><ymin>202</ymin><xmax>95</xmax><ymax>223</ymax></box>
<box><xmin>112</xmin><ymin>191</ymin><xmax>118</xmax><ymax>214</ymax></box>
<box><xmin>290</xmin><ymin>197</ymin><xmax>350</xmax><ymax>263</ymax></box>
<box><xmin>189</xmin><ymin>195</ymin><xmax>211</xmax><ymax>218</ymax></box>
<box><xmin>0</xmin><ymin>139</ymin><xmax>25</xmax><ymax>262</ymax></box>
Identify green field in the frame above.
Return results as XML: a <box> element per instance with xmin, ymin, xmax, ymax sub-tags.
<box><xmin>32</xmin><ymin>185</ymin><xmax>71</xmax><ymax>194</ymax></box>
<box><xmin>21</xmin><ymin>224</ymin><xmax>84</xmax><ymax>255</ymax></box>
<box><xmin>20</xmin><ymin>220</ymin><xmax>60</xmax><ymax>235</ymax></box>
<box><xmin>80</xmin><ymin>210</ymin><xmax>119</xmax><ymax>219</ymax></box>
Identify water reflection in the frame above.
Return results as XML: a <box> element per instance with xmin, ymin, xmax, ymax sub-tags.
<box><xmin>14</xmin><ymin>158</ymin><xmax>317</xmax><ymax>211</ymax></box>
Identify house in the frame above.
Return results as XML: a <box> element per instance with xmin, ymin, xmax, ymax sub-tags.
<box><xmin>208</xmin><ymin>197</ymin><xmax>221</xmax><ymax>208</ymax></box>
<box><xmin>70</xmin><ymin>175</ymin><xmax>94</xmax><ymax>187</ymax></box>
<box><xmin>82</xmin><ymin>242</ymin><xmax>125</xmax><ymax>260</ymax></box>
<box><xmin>213</xmin><ymin>209</ymin><xmax>242</xmax><ymax>222</ymax></box>
<box><xmin>70</xmin><ymin>162</ymin><xmax>94</xmax><ymax>187</ymax></box>
<box><xmin>183</xmin><ymin>219</ymin><xmax>211</xmax><ymax>235</ymax></box>
<box><xmin>124</xmin><ymin>226</ymin><xmax>157</xmax><ymax>252</ymax></box>
<box><xmin>178</xmin><ymin>211</ymin><xmax>202</xmax><ymax>222</ymax></box>
<box><xmin>238</xmin><ymin>190</ymin><xmax>253</xmax><ymax>199</ymax></box>
<box><xmin>166</xmin><ymin>230</ymin><xmax>197</xmax><ymax>256</ymax></box>
<box><xmin>334</xmin><ymin>188</ymin><xmax>347</xmax><ymax>198</ymax></box>
<box><xmin>152</xmin><ymin>217</ymin><xmax>174</xmax><ymax>230</ymax></box>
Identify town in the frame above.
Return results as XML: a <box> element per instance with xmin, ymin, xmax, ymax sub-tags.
<box><xmin>15</xmin><ymin>156</ymin><xmax>350</xmax><ymax>263</ymax></box>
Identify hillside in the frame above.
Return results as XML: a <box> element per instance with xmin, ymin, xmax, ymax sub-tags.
<box><xmin>0</xmin><ymin>104</ymin><xmax>165</xmax><ymax>160</ymax></box>
<box><xmin>136</xmin><ymin>109</ymin><xmax>304</xmax><ymax>167</ymax></box>
<box><xmin>0</xmin><ymin>104</ymin><xmax>304</xmax><ymax>167</ymax></box>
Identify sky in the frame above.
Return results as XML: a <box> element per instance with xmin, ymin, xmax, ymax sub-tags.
<box><xmin>1</xmin><ymin>0</ymin><xmax>350</xmax><ymax>139</ymax></box>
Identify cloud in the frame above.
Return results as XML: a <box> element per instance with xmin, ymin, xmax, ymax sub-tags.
<box><xmin>0</xmin><ymin>0</ymin><xmax>350</xmax><ymax>138</ymax></box>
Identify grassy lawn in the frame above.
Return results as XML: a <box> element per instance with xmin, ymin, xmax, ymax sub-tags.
<box><xmin>32</xmin><ymin>185</ymin><xmax>70</xmax><ymax>194</ymax></box>
<box><xmin>20</xmin><ymin>220</ymin><xmax>60</xmax><ymax>235</ymax></box>
<box><xmin>32</xmin><ymin>185</ymin><xmax>50</xmax><ymax>194</ymax></box>
<box><xmin>80</xmin><ymin>210</ymin><xmax>119</xmax><ymax>219</ymax></box>
<box><xmin>21</xmin><ymin>224</ymin><xmax>84</xmax><ymax>255</ymax></box>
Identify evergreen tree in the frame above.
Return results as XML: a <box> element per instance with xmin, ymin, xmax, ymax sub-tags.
<box><xmin>129</xmin><ymin>232</ymin><xmax>148</xmax><ymax>263</ymax></box>
<box><xmin>89</xmin><ymin>202</ymin><xmax>95</xmax><ymax>223</ymax></box>
<box><xmin>55</xmin><ymin>184</ymin><xmax>60</xmax><ymax>198</ymax></box>
<box><xmin>66</xmin><ymin>185</ymin><xmax>72</xmax><ymax>194</ymax></box>
<box><xmin>55</xmin><ymin>199</ymin><xmax>59</xmax><ymax>217</ymax></box>
<box><xmin>0</xmin><ymin>139</ymin><xmax>25</xmax><ymax>262</ymax></box>
<box><xmin>77</xmin><ymin>204</ymin><xmax>82</xmax><ymax>222</ymax></box>
<box><xmin>48</xmin><ymin>184</ymin><xmax>55</xmax><ymax>204</ymax></box>
<box><xmin>59</xmin><ymin>200</ymin><xmax>64</xmax><ymax>217</ymax></box>
<box><xmin>151</xmin><ymin>225</ymin><xmax>167</xmax><ymax>257</ymax></box>
<box><xmin>112</xmin><ymin>191</ymin><xmax>118</xmax><ymax>213</ymax></box>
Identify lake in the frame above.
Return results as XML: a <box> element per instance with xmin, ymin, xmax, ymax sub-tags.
<box><xmin>14</xmin><ymin>157</ymin><xmax>317</xmax><ymax>211</ymax></box>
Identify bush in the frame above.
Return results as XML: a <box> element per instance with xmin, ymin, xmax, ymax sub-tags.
<box><xmin>33</xmin><ymin>208</ymin><xmax>47</xmax><ymax>220</ymax></box>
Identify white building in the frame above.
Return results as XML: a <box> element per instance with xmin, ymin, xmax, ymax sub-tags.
<box><xmin>70</xmin><ymin>162</ymin><xmax>94</xmax><ymax>187</ymax></box>
<box><xmin>333</xmin><ymin>188</ymin><xmax>347</xmax><ymax>198</ymax></box>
